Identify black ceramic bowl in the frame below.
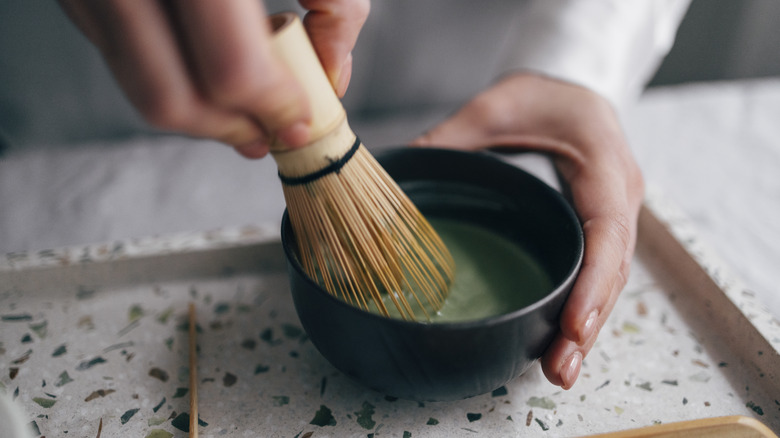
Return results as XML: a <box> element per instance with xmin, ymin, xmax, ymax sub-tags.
<box><xmin>281</xmin><ymin>147</ymin><xmax>584</xmax><ymax>401</ymax></box>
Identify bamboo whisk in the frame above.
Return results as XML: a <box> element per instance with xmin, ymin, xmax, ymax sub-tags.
<box><xmin>268</xmin><ymin>13</ymin><xmax>454</xmax><ymax>320</ymax></box>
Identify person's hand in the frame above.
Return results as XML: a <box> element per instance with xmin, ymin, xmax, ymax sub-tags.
<box><xmin>57</xmin><ymin>0</ymin><xmax>369</xmax><ymax>158</ymax></box>
<box><xmin>412</xmin><ymin>73</ymin><xmax>644</xmax><ymax>389</ymax></box>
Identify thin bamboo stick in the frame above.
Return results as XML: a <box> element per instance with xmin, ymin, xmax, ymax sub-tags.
<box><xmin>188</xmin><ymin>302</ymin><xmax>199</xmax><ymax>438</ymax></box>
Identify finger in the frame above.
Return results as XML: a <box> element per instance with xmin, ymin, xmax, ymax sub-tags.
<box><xmin>542</xmin><ymin>268</ymin><xmax>625</xmax><ymax>389</ymax></box>
<box><xmin>557</xmin><ymin>163</ymin><xmax>637</xmax><ymax>345</ymax></box>
<box><xmin>300</xmin><ymin>0</ymin><xmax>370</xmax><ymax>96</ymax></box>
<box><xmin>172</xmin><ymin>0</ymin><xmax>311</xmax><ymax>147</ymax></box>
<box><xmin>65</xmin><ymin>0</ymin><xmax>269</xmax><ymax>149</ymax></box>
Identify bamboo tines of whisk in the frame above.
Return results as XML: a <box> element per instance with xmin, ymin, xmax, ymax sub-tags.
<box><xmin>284</xmin><ymin>145</ymin><xmax>455</xmax><ymax>320</ymax></box>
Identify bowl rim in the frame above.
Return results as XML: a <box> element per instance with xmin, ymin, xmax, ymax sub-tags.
<box><xmin>281</xmin><ymin>147</ymin><xmax>584</xmax><ymax>330</ymax></box>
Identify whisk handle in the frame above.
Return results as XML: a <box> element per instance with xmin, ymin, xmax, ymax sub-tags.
<box><xmin>268</xmin><ymin>13</ymin><xmax>349</xmax><ymax>154</ymax></box>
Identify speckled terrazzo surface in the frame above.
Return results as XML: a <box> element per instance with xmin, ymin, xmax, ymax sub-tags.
<box><xmin>1</xmin><ymin>200</ymin><xmax>778</xmax><ymax>437</ymax></box>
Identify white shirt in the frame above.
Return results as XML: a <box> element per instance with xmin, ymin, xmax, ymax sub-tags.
<box><xmin>498</xmin><ymin>0</ymin><xmax>691</xmax><ymax>110</ymax></box>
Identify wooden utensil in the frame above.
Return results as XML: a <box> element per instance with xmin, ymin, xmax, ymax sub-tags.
<box><xmin>583</xmin><ymin>415</ymin><xmax>778</xmax><ymax>438</ymax></box>
<box><xmin>267</xmin><ymin>13</ymin><xmax>454</xmax><ymax>320</ymax></box>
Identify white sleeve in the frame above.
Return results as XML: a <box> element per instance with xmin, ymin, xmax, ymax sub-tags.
<box><xmin>497</xmin><ymin>0</ymin><xmax>691</xmax><ymax>110</ymax></box>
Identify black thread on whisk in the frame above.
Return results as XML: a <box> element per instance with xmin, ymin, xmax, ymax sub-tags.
<box><xmin>278</xmin><ymin>136</ymin><xmax>362</xmax><ymax>186</ymax></box>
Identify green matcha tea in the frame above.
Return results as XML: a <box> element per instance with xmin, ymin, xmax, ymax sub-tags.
<box><xmin>367</xmin><ymin>218</ymin><xmax>553</xmax><ymax>323</ymax></box>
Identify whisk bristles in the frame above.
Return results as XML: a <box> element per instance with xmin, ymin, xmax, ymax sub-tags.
<box><xmin>282</xmin><ymin>140</ymin><xmax>455</xmax><ymax>320</ymax></box>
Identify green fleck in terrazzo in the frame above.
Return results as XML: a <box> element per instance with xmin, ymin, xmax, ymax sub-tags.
<box><xmin>622</xmin><ymin>321</ymin><xmax>640</xmax><ymax>333</ymax></box>
<box><xmin>157</xmin><ymin>307</ymin><xmax>174</xmax><ymax>324</ymax></box>
<box><xmin>260</xmin><ymin>328</ymin><xmax>282</xmax><ymax>345</ymax></box>
<box><xmin>33</xmin><ymin>397</ymin><xmax>56</xmax><ymax>408</ymax></box>
<box><xmin>254</xmin><ymin>364</ymin><xmax>270</xmax><ymax>374</ymax></box>
<box><xmin>355</xmin><ymin>402</ymin><xmax>376</xmax><ymax>429</ymax></box>
<box><xmin>467</xmin><ymin>413</ymin><xmax>482</xmax><ymax>422</ymax></box>
<box><xmin>223</xmin><ymin>372</ymin><xmax>237</xmax><ymax>387</ymax></box>
<box><xmin>427</xmin><ymin>418</ymin><xmax>439</xmax><ymax>425</ymax></box>
<box><xmin>535</xmin><ymin>418</ymin><xmax>549</xmax><ymax>431</ymax></box>
<box><xmin>272</xmin><ymin>395</ymin><xmax>290</xmax><ymax>406</ymax></box>
<box><xmin>689</xmin><ymin>371</ymin><xmax>711</xmax><ymax>383</ymax></box>
<box><xmin>214</xmin><ymin>302</ymin><xmax>230</xmax><ymax>314</ymax></box>
<box><xmin>236</xmin><ymin>304</ymin><xmax>252</xmax><ymax>313</ymax></box>
<box><xmin>172</xmin><ymin>413</ymin><xmax>190</xmax><ymax>432</ymax></box>
<box><xmin>310</xmin><ymin>405</ymin><xmax>336</xmax><ymax>427</ymax></box>
<box><xmin>145</xmin><ymin>429</ymin><xmax>173</xmax><ymax>438</ymax></box>
<box><xmin>76</xmin><ymin>357</ymin><xmax>106</xmax><ymax>371</ymax></box>
<box><xmin>30</xmin><ymin>320</ymin><xmax>48</xmax><ymax>338</ymax></box>
<box><xmin>148</xmin><ymin>417</ymin><xmax>167</xmax><ymax>426</ymax></box>
<box><xmin>172</xmin><ymin>388</ymin><xmax>189</xmax><ymax>398</ymax></box>
<box><xmin>54</xmin><ymin>371</ymin><xmax>73</xmax><ymax>388</ymax></box>
<box><xmin>241</xmin><ymin>339</ymin><xmax>257</xmax><ymax>350</ymax></box>
<box><xmin>527</xmin><ymin>396</ymin><xmax>556</xmax><ymax>410</ymax></box>
<box><xmin>1</xmin><ymin>314</ymin><xmax>32</xmax><ymax>322</ymax></box>
<box><xmin>282</xmin><ymin>324</ymin><xmax>304</xmax><ymax>339</ymax></box>
<box><xmin>636</xmin><ymin>382</ymin><xmax>653</xmax><ymax>391</ymax></box>
<box><xmin>20</xmin><ymin>333</ymin><xmax>32</xmax><ymax>343</ymax></box>
<box><xmin>128</xmin><ymin>304</ymin><xmax>144</xmax><ymax>322</ymax></box>
<box><xmin>76</xmin><ymin>286</ymin><xmax>95</xmax><ymax>300</ymax></box>
<box><xmin>491</xmin><ymin>386</ymin><xmax>508</xmax><ymax>397</ymax></box>
<box><xmin>120</xmin><ymin>408</ymin><xmax>140</xmax><ymax>425</ymax></box>
<box><xmin>52</xmin><ymin>344</ymin><xmax>67</xmax><ymax>357</ymax></box>
<box><xmin>746</xmin><ymin>401</ymin><xmax>764</xmax><ymax>415</ymax></box>
<box><xmin>153</xmin><ymin>397</ymin><xmax>166</xmax><ymax>413</ymax></box>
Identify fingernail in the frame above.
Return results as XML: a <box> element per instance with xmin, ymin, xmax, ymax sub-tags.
<box><xmin>561</xmin><ymin>351</ymin><xmax>582</xmax><ymax>390</ymax></box>
<box><xmin>277</xmin><ymin>121</ymin><xmax>310</xmax><ymax>148</ymax></box>
<box><xmin>581</xmin><ymin>309</ymin><xmax>599</xmax><ymax>343</ymax></box>
<box><xmin>336</xmin><ymin>53</ymin><xmax>353</xmax><ymax>98</ymax></box>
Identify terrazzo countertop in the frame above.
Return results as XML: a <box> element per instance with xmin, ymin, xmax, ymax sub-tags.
<box><xmin>1</xmin><ymin>192</ymin><xmax>778</xmax><ymax>437</ymax></box>
<box><xmin>2</xmin><ymin>78</ymin><xmax>780</xmax><ymax>436</ymax></box>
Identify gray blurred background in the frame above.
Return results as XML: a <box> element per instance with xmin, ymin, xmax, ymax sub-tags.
<box><xmin>650</xmin><ymin>0</ymin><xmax>780</xmax><ymax>86</ymax></box>
<box><xmin>2</xmin><ymin>0</ymin><xmax>780</xmax><ymax>150</ymax></box>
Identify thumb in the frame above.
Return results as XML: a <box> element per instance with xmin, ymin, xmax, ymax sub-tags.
<box><xmin>301</xmin><ymin>0</ymin><xmax>369</xmax><ymax>97</ymax></box>
<box><xmin>410</xmin><ymin>110</ymin><xmax>487</xmax><ymax>149</ymax></box>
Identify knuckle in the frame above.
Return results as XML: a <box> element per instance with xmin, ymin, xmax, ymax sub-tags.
<box><xmin>607</xmin><ymin>213</ymin><xmax>633</xmax><ymax>252</ymax></box>
<box><xmin>631</xmin><ymin>164</ymin><xmax>646</xmax><ymax>199</ymax></box>
<box><xmin>136</xmin><ymin>93</ymin><xmax>197</xmax><ymax>132</ymax></box>
<box><xmin>617</xmin><ymin>256</ymin><xmax>632</xmax><ymax>290</ymax></box>
<box><xmin>201</xmin><ymin>63</ymin><xmax>262</xmax><ymax>104</ymax></box>
<box><xmin>465</xmin><ymin>93</ymin><xmax>509</xmax><ymax>127</ymax></box>
<box><xmin>350</xmin><ymin>0</ymin><xmax>371</xmax><ymax>22</ymax></box>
